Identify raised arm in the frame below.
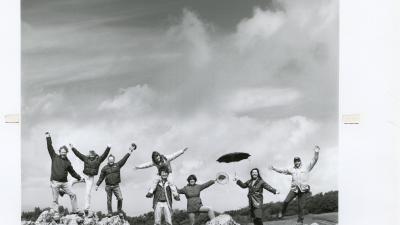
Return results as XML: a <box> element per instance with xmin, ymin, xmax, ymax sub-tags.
<box><xmin>165</xmin><ymin>147</ymin><xmax>188</xmax><ymax>162</ymax></box>
<box><xmin>45</xmin><ymin>133</ymin><xmax>56</xmax><ymax>159</ymax></box>
<box><xmin>96</xmin><ymin>168</ymin><xmax>106</xmax><ymax>186</ymax></box>
<box><xmin>236</xmin><ymin>180</ymin><xmax>249</xmax><ymax>189</ymax></box>
<box><xmin>270</xmin><ymin>166</ymin><xmax>292</xmax><ymax>175</ymax></box>
<box><xmin>67</xmin><ymin>164</ymin><xmax>82</xmax><ymax>181</ymax></box>
<box><xmin>200</xmin><ymin>180</ymin><xmax>215</xmax><ymax>191</ymax></box>
<box><xmin>117</xmin><ymin>153</ymin><xmax>131</xmax><ymax>167</ymax></box>
<box><xmin>70</xmin><ymin>145</ymin><xmax>86</xmax><ymax>162</ymax></box>
<box><xmin>307</xmin><ymin>145</ymin><xmax>320</xmax><ymax>172</ymax></box>
<box><xmin>262</xmin><ymin>181</ymin><xmax>277</xmax><ymax>194</ymax></box>
<box><xmin>99</xmin><ymin>145</ymin><xmax>111</xmax><ymax>162</ymax></box>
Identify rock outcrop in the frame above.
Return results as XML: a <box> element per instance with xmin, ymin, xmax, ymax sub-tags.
<box><xmin>21</xmin><ymin>210</ymin><xmax>129</xmax><ymax>225</ymax></box>
<box><xmin>206</xmin><ymin>214</ymin><xmax>240</xmax><ymax>225</ymax></box>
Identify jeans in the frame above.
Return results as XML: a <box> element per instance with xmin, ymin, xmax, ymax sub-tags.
<box><xmin>105</xmin><ymin>185</ymin><xmax>123</xmax><ymax>214</ymax></box>
<box><xmin>281</xmin><ymin>189</ymin><xmax>308</xmax><ymax>223</ymax></box>
<box><xmin>154</xmin><ymin>202</ymin><xmax>172</xmax><ymax>225</ymax></box>
<box><xmin>84</xmin><ymin>175</ymin><xmax>95</xmax><ymax>210</ymax></box>
<box><xmin>50</xmin><ymin>180</ymin><xmax>78</xmax><ymax>213</ymax></box>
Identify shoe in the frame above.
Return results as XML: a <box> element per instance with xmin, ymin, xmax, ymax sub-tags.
<box><xmin>146</xmin><ymin>192</ymin><xmax>153</xmax><ymax>198</ymax></box>
<box><xmin>278</xmin><ymin>212</ymin><xmax>283</xmax><ymax>219</ymax></box>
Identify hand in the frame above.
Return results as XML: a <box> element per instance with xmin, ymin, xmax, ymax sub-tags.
<box><xmin>107</xmin><ymin>144</ymin><xmax>112</xmax><ymax>148</ymax></box>
<box><xmin>314</xmin><ymin>145</ymin><xmax>320</xmax><ymax>152</ymax></box>
<box><xmin>183</xmin><ymin>147</ymin><xmax>188</xmax><ymax>152</ymax></box>
<box><xmin>80</xmin><ymin>177</ymin><xmax>85</xmax><ymax>183</ymax></box>
<box><xmin>233</xmin><ymin>176</ymin><xmax>238</xmax><ymax>182</ymax></box>
<box><xmin>69</xmin><ymin>144</ymin><xmax>73</xmax><ymax>149</ymax></box>
<box><xmin>133</xmin><ymin>166</ymin><xmax>138</xmax><ymax>171</ymax></box>
<box><xmin>95</xmin><ymin>186</ymin><xmax>99</xmax><ymax>191</ymax></box>
<box><xmin>45</xmin><ymin>132</ymin><xmax>50</xmax><ymax>137</ymax></box>
<box><xmin>269</xmin><ymin>166</ymin><xmax>274</xmax><ymax>171</ymax></box>
<box><xmin>129</xmin><ymin>143</ymin><xmax>137</xmax><ymax>152</ymax></box>
<box><xmin>275</xmin><ymin>191</ymin><xmax>280</xmax><ymax>195</ymax></box>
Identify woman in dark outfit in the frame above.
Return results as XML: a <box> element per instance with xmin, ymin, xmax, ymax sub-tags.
<box><xmin>234</xmin><ymin>168</ymin><xmax>280</xmax><ymax>225</ymax></box>
<box><xmin>177</xmin><ymin>174</ymin><xmax>217</xmax><ymax>225</ymax></box>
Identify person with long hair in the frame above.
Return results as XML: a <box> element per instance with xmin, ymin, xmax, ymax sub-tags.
<box><xmin>234</xmin><ymin>168</ymin><xmax>279</xmax><ymax>225</ymax></box>
<box><xmin>134</xmin><ymin>147</ymin><xmax>188</xmax><ymax>198</ymax></box>
<box><xmin>177</xmin><ymin>174</ymin><xmax>217</xmax><ymax>225</ymax></box>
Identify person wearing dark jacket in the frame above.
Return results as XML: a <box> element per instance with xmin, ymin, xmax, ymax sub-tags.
<box><xmin>45</xmin><ymin>132</ymin><xmax>83</xmax><ymax>215</ymax></box>
<box><xmin>177</xmin><ymin>175</ymin><xmax>217</xmax><ymax>225</ymax></box>
<box><xmin>95</xmin><ymin>144</ymin><xmax>136</xmax><ymax>216</ymax></box>
<box><xmin>234</xmin><ymin>168</ymin><xmax>279</xmax><ymax>225</ymax></box>
<box><xmin>69</xmin><ymin>143</ymin><xmax>111</xmax><ymax>212</ymax></box>
<box><xmin>147</xmin><ymin>165</ymin><xmax>175</xmax><ymax>225</ymax></box>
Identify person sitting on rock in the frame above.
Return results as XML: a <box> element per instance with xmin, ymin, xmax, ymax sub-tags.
<box><xmin>270</xmin><ymin>145</ymin><xmax>320</xmax><ymax>225</ymax></box>
<box><xmin>134</xmin><ymin>147</ymin><xmax>188</xmax><ymax>199</ymax></box>
<box><xmin>234</xmin><ymin>168</ymin><xmax>279</xmax><ymax>225</ymax></box>
<box><xmin>177</xmin><ymin>174</ymin><xmax>217</xmax><ymax>225</ymax></box>
<box><xmin>69</xmin><ymin>143</ymin><xmax>111</xmax><ymax>215</ymax></box>
<box><xmin>45</xmin><ymin>132</ymin><xmax>84</xmax><ymax>216</ymax></box>
<box><xmin>147</xmin><ymin>165</ymin><xmax>177</xmax><ymax>225</ymax></box>
<box><xmin>95</xmin><ymin>144</ymin><xmax>136</xmax><ymax>217</ymax></box>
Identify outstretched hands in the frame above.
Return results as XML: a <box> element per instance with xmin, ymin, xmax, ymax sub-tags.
<box><xmin>314</xmin><ymin>145</ymin><xmax>320</xmax><ymax>152</ymax></box>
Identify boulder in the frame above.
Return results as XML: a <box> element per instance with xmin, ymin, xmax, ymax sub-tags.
<box><xmin>206</xmin><ymin>214</ymin><xmax>240</xmax><ymax>225</ymax></box>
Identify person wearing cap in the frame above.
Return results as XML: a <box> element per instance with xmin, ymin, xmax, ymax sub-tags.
<box><xmin>95</xmin><ymin>144</ymin><xmax>136</xmax><ymax>216</ymax></box>
<box><xmin>234</xmin><ymin>168</ymin><xmax>279</xmax><ymax>225</ymax></box>
<box><xmin>147</xmin><ymin>165</ymin><xmax>176</xmax><ymax>225</ymax></box>
<box><xmin>270</xmin><ymin>145</ymin><xmax>320</xmax><ymax>225</ymax></box>
<box><xmin>177</xmin><ymin>175</ymin><xmax>217</xmax><ymax>225</ymax></box>
<box><xmin>134</xmin><ymin>147</ymin><xmax>188</xmax><ymax>199</ymax></box>
<box><xmin>45</xmin><ymin>132</ymin><xmax>84</xmax><ymax>215</ymax></box>
<box><xmin>69</xmin><ymin>143</ymin><xmax>111</xmax><ymax>214</ymax></box>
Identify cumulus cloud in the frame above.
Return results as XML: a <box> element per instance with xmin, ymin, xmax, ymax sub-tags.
<box><xmin>22</xmin><ymin>0</ymin><xmax>338</xmax><ymax>215</ymax></box>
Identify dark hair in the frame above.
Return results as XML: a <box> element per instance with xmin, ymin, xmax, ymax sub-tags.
<box><xmin>250</xmin><ymin>168</ymin><xmax>262</xmax><ymax>180</ymax></box>
<box><xmin>294</xmin><ymin>157</ymin><xmax>301</xmax><ymax>162</ymax></box>
<box><xmin>152</xmin><ymin>151</ymin><xmax>162</xmax><ymax>165</ymax></box>
<box><xmin>158</xmin><ymin>165</ymin><xmax>170</xmax><ymax>175</ymax></box>
<box><xmin>108</xmin><ymin>154</ymin><xmax>115</xmax><ymax>159</ymax></box>
<box><xmin>59</xmin><ymin>145</ymin><xmax>68</xmax><ymax>153</ymax></box>
<box><xmin>187</xmin><ymin>174</ymin><xmax>197</xmax><ymax>183</ymax></box>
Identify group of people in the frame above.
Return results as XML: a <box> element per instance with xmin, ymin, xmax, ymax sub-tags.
<box><xmin>45</xmin><ymin>131</ymin><xmax>320</xmax><ymax>225</ymax></box>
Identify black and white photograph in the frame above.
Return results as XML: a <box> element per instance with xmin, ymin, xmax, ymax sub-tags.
<box><xmin>20</xmin><ymin>0</ymin><xmax>340</xmax><ymax>225</ymax></box>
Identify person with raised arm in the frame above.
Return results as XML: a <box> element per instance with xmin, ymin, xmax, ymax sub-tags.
<box><xmin>69</xmin><ymin>143</ymin><xmax>111</xmax><ymax>214</ymax></box>
<box><xmin>134</xmin><ymin>147</ymin><xmax>188</xmax><ymax>199</ymax></box>
<box><xmin>95</xmin><ymin>143</ymin><xmax>136</xmax><ymax>217</ymax></box>
<box><xmin>45</xmin><ymin>132</ymin><xmax>84</xmax><ymax>216</ymax></box>
<box><xmin>234</xmin><ymin>168</ymin><xmax>279</xmax><ymax>225</ymax></box>
<box><xmin>270</xmin><ymin>145</ymin><xmax>320</xmax><ymax>225</ymax></box>
<box><xmin>177</xmin><ymin>174</ymin><xmax>217</xmax><ymax>225</ymax></box>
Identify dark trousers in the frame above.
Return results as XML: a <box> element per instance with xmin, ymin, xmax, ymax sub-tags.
<box><xmin>281</xmin><ymin>189</ymin><xmax>308</xmax><ymax>223</ymax></box>
<box><xmin>105</xmin><ymin>185</ymin><xmax>123</xmax><ymax>214</ymax></box>
<box><xmin>253</xmin><ymin>218</ymin><xmax>263</xmax><ymax>225</ymax></box>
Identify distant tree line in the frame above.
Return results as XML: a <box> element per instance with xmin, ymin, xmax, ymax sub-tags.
<box><xmin>22</xmin><ymin>191</ymin><xmax>338</xmax><ymax>225</ymax></box>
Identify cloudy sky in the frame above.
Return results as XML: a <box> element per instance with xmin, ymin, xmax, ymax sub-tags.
<box><xmin>21</xmin><ymin>0</ymin><xmax>338</xmax><ymax>216</ymax></box>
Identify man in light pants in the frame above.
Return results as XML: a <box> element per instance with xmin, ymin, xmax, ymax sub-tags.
<box><xmin>69</xmin><ymin>143</ymin><xmax>111</xmax><ymax>214</ymax></box>
<box><xmin>147</xmin><ymin>165</ymin><xmax>176</xmax><ymax>225</ymax></box>
<box><xmin>45</xmin><ymin>132</ymin><xmax>83</xmax><ymax>215</ymax></box>
<box><xmin>270</xmin><ymin>145</ymin><xmax>320</xmax><ymax>225</ymax></box>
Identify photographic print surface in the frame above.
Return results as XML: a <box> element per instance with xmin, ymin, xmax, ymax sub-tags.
<box><xmin>22</xmin><ymin>0</ymin><xmax>338</xmax><ymax>224</ymax></box>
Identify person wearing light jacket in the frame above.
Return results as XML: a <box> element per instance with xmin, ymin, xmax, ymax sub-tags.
<box><xmin>134</xmin><ymin>147</ymin><xmax>188</xmax><ymax>198</ymax></box>
<box><xmin>45</xmin><ymin>132</ymin><xmax>83</xmax><ymax>215</ymax></box>
<box><xmin>69</xmin><ymin>143</ymin><xmax>111</xmax><ymax>214</ymax></box>
<box><xmin>95</xmin><ymin>144</ymin><xmax>136</xmax><ymax>216</ymax></box>
<box><xmin>270</xmin><ymin>145</ymin><xmax>320</xmax><ymax>225</ymax></box>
